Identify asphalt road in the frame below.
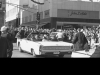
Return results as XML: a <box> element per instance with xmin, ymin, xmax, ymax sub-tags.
<box><xmin>12</xmin><ymin>43</ymin><xmax>71</xmax><ymax>58</ymax></box>
<box><xmin>12</xmin><ymin>43</ymin><xmax>34</xmax><ymax>58</ymax></box>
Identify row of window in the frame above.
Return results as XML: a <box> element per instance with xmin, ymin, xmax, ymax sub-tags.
<box><xmin>22</xmin><ymin>10</ymin><xmax>50</xmax><ymax>23</ymax></box>
<box><xmin>6</xmin><ymin>7</ymin><xmax>18</xmax><ymax>18</ymax></box>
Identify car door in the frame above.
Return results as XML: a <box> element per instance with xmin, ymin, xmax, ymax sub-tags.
<box><xmin>26</xmin><ymin>40</ymin><xmax>40</xmax><ymax>55</ymax></box>
<box><xmin>24</xmin><ymin>33</ymin><xmax>34</xmax><ymax>53</ymax></box>
<box><xmin>20</xmin><ymin>38</ymin><xmax>28</xmax><ymax>51</ymax></box>
<box><xmin>26</xmin><ymin>33</ymin><xmax>40</xmax><ymax>54</ymax></box>
<box><xmin>21</xmin><ymin>32</ymin><xmax>31</xmax><ymax>52</ymax></box>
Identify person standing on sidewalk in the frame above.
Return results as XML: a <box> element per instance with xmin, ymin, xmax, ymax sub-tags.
<box><xmin>1</xmin><ymin>26</ymin><xmax>14</xmax><ymax>58</ymax></box>
<box><xmin>0</xmin><ymin>31</ymin><xmax>10</xmax><ymax>58</ymax></box>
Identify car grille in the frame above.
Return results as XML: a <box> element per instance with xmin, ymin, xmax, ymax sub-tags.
<box><xmin>42</xmin><ymin>46</ymin><xmax>71</xmax><ymax>50</ymax></box>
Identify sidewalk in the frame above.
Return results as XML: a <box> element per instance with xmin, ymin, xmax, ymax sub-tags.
<box><xmin>71</xmin><ymin>48</ymin><xmax>96</xmax><ymax>58</ymax></box>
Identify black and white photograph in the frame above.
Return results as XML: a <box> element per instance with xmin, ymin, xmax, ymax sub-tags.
<box><xmin>0</xmin><ymin>0</ymin><xmax>100</xmax><ymax>58</ymax></box>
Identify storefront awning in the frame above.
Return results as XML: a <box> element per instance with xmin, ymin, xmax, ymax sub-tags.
<box><xmin>20</xmin><ymin>22</ymin><xmax>49</xmax><ymax>27</ymax></box>
<box><xmin>39</xmin><ymin>22</ymin><xmax>50</xmax><ymax>27</ymax></box>
<box><xmin>20</xmin><ymin>23</ymin><xmax>36</xmax><ymax>27</ymax></box>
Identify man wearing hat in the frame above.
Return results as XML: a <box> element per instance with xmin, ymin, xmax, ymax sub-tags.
<box><xmin>1</xmin><ymin>26</ymin><xmax>14</xmax><ymax>58</ymax></box>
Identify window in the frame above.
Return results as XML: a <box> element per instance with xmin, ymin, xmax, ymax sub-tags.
<box><xmin>22</xmin><ymin>17</ymin><xmax>25</xmax><ymax>23</ymax></box>
<box><xmin>29</xmin><ymin>15</ymin><xmax>32</xmax><ymax>22</ymax></box>
<box><xmin>25</xmin><ymin>16</ymin><xmax>28</xmax><ymax>23</ymax></box>
<box><xmin>44</xmin><ymin>10</ymin><xmax>50</xmax><ymax>18</ymax></box>
<box><xmin>33</xmin><ymin>13</ymin><xmax>37</xmax><ymax>21</ymax></box>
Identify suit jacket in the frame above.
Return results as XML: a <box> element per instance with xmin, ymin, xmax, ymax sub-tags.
<box><xmin>19</xmin><ymin>30</ymin><xmax>25</xmax><ymax>39</ymax></box>
<box><xmin>73</xmin><ymin>32</ymin><xmax>88</xmax><ymax>51</ymax></box>
<box><xmin>1</xmin><ymin>33</ymin><xmax>13</xmax><ymax>50</ymax></box>
<box><xmin>0</xmin><ymin>36</ymin><xmax>9</xmax><ymax>58</ymax></box>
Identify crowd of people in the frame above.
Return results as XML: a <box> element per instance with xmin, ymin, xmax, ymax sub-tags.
<box><xmin>0</xmin><ymin>25</ymin><xmax>100</xmax><ymax>58</ymax></box>
<box><xmin>15</xmin><ymin>26</ymin><xmax>100</xmax><ymax>58</ymax></box>
<box><xmin>16</xmin><ymin>26</ymin><xmax>100</xmax><ymax>44</ymax></box>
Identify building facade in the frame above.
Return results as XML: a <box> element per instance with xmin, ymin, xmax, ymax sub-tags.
<box><xmin>40</xmin><ymin>0</ymin><xmax>100</xmax><ymax>29</ymax></box>
<box><xmin>21</xmin><ymin>0</ymin><xmax>100</xmax><ymax>29</ymax></box>
<box><xmin>5</xmin><ymin>0</ymin><xmax>35</xmax><ymax>27</ymax></box>
<box><xmin>0</xmin><ymin>0</ymin><xmax>6</xmax><ymax>28</ymax></box>
<box><xmin>6</xmin><ymin>0</ymin><xmax>20</xmax><ymax>27</ymax></box>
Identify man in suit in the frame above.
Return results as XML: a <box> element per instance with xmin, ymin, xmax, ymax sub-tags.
<box><xmin>72</xmin><ymin>29</ymin><xmax>89</xmax><ymax>51</ymax></box>
<box><xmin>1</xmin><ymin>26</ymin><xmax>14</xmax><ymax>58</ymax></box>
<box><xmin>0</xmin><ymin>30</ymin><xmax>9</xmax><ymax>58</ymax></box>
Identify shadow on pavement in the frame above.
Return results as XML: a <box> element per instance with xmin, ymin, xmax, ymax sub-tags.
<box><xmin>35</xmin><ymin>54</ymin><xmax>71</xmax><ymax>58</ymax></box>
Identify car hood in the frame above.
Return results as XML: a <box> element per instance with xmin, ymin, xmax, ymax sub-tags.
<box><xmin>37</xmin><ymin>41</ymin><xmax>73</xmax><ymax>46</ymax></box>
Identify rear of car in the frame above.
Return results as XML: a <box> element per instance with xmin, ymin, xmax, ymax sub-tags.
<box><xmin>38</xmin><ymin>42</ymin><xmax>73</xmax><ymax>57</ymax></box>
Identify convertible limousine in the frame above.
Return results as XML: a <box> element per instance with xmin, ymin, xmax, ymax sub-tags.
<box><xmin>16</xmin><ymin>31</ymin><xmax>74</xmax><ymax>57</ymax></box>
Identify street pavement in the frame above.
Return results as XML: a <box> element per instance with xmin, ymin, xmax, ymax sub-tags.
<box><xmin>12</xmin><ymin>43</ymin><xmax>34</xmax><ymax>58</ymax></box>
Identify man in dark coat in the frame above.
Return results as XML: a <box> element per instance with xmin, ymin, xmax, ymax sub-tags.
<box><xmin>19</xmin><ymin>28</ymin><xmax>25</xmax><ymax>39</ymax></box>
<box><xmin>0</xmin><ymin>31</ymin><xmax>9</xmax><ymax>58</ymax></box>
<box><xmin>72</xmin><ymin>29</ymin><xmax>89</xmax><ymax>51</ymax></box>
<box><xmin>1</xmin><ymin>26</ymin><xmax>14</xmax><ymax>58</ymax></box>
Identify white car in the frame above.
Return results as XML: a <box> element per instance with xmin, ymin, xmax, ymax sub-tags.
<box><xmin>16</xmin><ymin>32</ymin><xmax>73</xmax><ymax>57</ymax></box>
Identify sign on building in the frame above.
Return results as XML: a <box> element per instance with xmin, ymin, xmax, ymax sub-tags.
<box><xmin>57</xmin><ymin>9</ymin><xmax>99</xmax><ymax>19</ymax></box>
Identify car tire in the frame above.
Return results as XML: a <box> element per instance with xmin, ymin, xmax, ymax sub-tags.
<box><xmin>19</xmin><ymin>44</ymin><xmax>23</xmax><ymax>52</ymax></box>
<box><xmin>31</xmin><ymin>49</ymin><xmax>36</xmax><ymax>57</ymax></box>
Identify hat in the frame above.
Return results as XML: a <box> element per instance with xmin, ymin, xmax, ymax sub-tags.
<box><xmin>1</xmin><ymin>26</ymin><xmax>8</xmax><ymax>32</ymax></box>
